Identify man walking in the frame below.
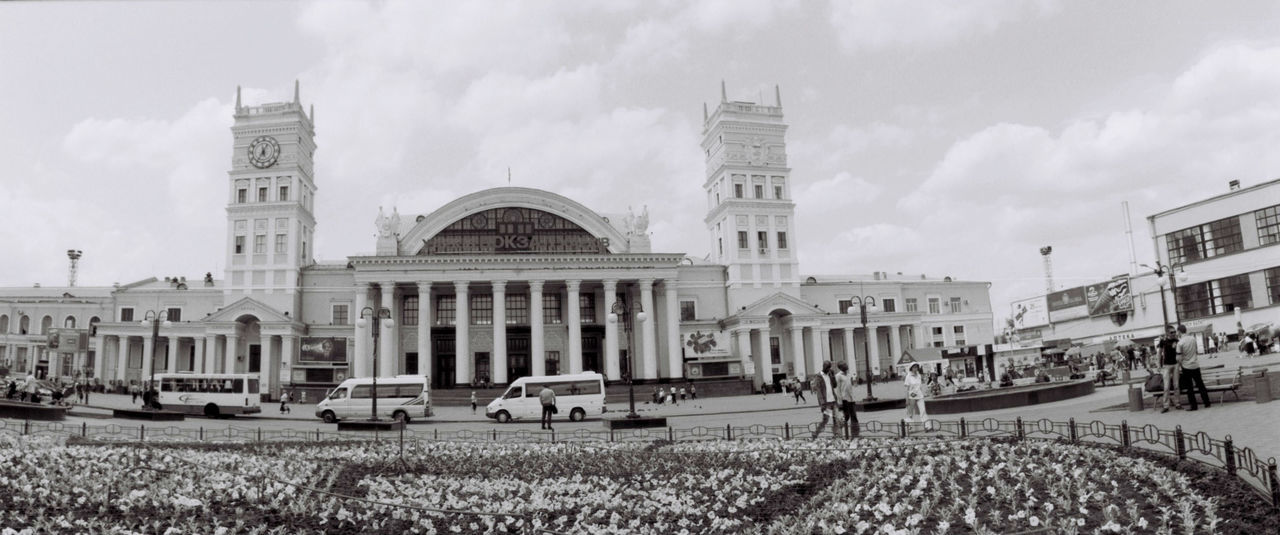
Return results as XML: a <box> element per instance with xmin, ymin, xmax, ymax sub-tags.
<box><xmin>1158</xmin><ymin>326</ymin><xmax>1182</xmax><ymax>413</ymax></box>
<box><xmin>835</xmin><ymin>362</ymin><xmax>858</xmax><ymax>437</ymax></box>
<box><xmin>810</xmin><ymin>361</ymin><xmax>837</xmax><ymax>439</ymax></box>
<box><xmin>539</xmin><ymin>385</ymin><xmax>556</xmax><ymax>430</ymax></box>
<box><xmin>1177</xmin><ymin>324</ymin><xmax>1211</xmax><ymax>411</ymax></box>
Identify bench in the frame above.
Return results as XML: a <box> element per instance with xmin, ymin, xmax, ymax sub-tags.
<box><xmin>1201</xmin><ymin>369</ymin><xmax>1244</xmax><ymax>403</ymax></box>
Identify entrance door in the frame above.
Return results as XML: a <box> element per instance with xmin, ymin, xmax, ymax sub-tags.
<box><xmin>433</xmin><ymin>337</ymin><xmax>455</xmax><ymax>389</ymax></box>
<box><xmin>507</xmin><ymin>337</ymin><xmax>530</xmax><ymax>381</ymax></box>
<box><xmin>405</xmin><ymin>352</ymin><xmax>418</xmax><ymax>375</ymax></box>
<box><xmin>248</xmin><ymin>344</ymin><xmax>261</xmax><ymax>373</ymax></box>
<box><xmin>581</xmin><ymin>334</ymin><xmax>601</xmax><ymax>374</ymax></box>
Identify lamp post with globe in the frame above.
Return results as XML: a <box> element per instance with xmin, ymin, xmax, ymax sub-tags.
<box><xmin>607</xmin><ymin>296</ymin><xmax>646</xmax><ymax>419</ymax></box>
<box><xmin>356</xmin><ymin>306</ymin><xmax>393</xmax><ymax>421</ymax></box>
<box><xmin>847</xmin><ymin>296</ymin><xmax>878</xmax><ymax>402</ymax></box>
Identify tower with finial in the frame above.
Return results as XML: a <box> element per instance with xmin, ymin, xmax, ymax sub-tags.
<box><xmin>702</xmin><ymin>82</ymin><xmax>799</xmax><ymax>309</ymax></box>
<box><xmin>224</xmin><ymin>80</ymin><xmax>317</xmax><ymax>315</ymax></box>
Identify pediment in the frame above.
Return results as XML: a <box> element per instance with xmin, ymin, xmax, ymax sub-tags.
<box><xmin>737</xmin><ymin>292</ymin><xmax>828</xmax><ymax>318</ymax></box>
<box><xmin>203</xmin><ymin>297</ymin><xmax>293</xmax><ymax>323</ymax></box>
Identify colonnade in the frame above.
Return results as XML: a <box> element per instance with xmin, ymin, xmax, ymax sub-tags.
<box><xmin>732</xmin><ymin>322</ymin><xmax>917</xmax><ymax>389</ymax></box>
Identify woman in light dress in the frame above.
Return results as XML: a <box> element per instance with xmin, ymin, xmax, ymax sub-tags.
<box><xmin>903</xmin><ymin>363</ymin><xmax>929</xmax><ymax>426</ymax></box>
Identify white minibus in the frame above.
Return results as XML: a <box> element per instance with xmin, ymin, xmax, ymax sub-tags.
<box><xmin>154</xmin><ymin>373</ymin><xmax>262</xmax><ymax>418</ymax></box>
<box><xmin>315</xmin><ymin>375</ymin><xmax>431</xmax><ymax>423</ymax></box>
<box><xmin>485</xmin><ymin>372</ymin><xmax>606</xmax><ymax>423</ymax></box>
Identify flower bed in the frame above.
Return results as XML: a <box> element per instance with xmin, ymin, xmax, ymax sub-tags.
<box><xmin>0</xmin><ymin>435</ymin><xmax>1274</xmax><ymax>534</ymax></box>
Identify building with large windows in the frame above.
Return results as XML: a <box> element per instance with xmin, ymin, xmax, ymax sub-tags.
<box><xmin>0</xmin><ymin>83</ymin><xmax>994</xmax><ymax>398</ymax></box>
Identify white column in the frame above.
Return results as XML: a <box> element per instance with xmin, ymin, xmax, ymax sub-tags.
<box><xmin>225</xmin><ymin>334</ymin><xmax>239</xmax><ymax>374</ymax></box>
<box><xmin>259</xmin><ymin>335</ymin><xmax>274</xmax><ymax>397</ymax></box>
<box><xmin>888</xmin><ymin>324</ymin><xmax>902</xmax><ymax>365</ymax></box>
<box><xmin>92</xmin><ymin>333</ymin><xmax>105</xmax><ymax>380</ymax></box>
<box><xmin>492</xmin><ymin>280</ymin><xmax>508</xmax><ymax>384</ymax></box>
<box><xmin>194</xmin><ymin>337</ymin><xmax>206</xmax><ymax>374</ymax></box>
<box><xmin>141</xmin><ymin>336</ymin><xmax>154</xmax><ymax>382</ymax></box>
<box><xmin>664</xmin><ymin>282</ymin><xmax>682</xmax><ymax>380</ymax></box>
<box><xmin>379</xmin><ymin>282</ymin><xmax>395</xmax><ymax>377</ymax></box>
<box><xmin>736</xmin><ymin>328</ymin><xmax>751</xmax><ymax>379</ymax></box>
<box><xmin>867</xmin><ymin>326</ymin><xmax>881</xmax><ymax>374</ymax></box>
<box><xmin>115</xmin><ymin>336</ymin><xmax>129</xmax><ymax>383</ymax></box>
<box><xmin>809</xmin><ymin>327</ymin><xmax>826</xmax><ymax>373</ymax></box>
<box><xmin>602</xmin><ymin>279</ymin><xmax>619</xmax><ymax>380</ymax></box>
<box><xmin>204</xmin><ymin>335</ymin><xmax>216</xmax><ymax>373</ymax></box>
<box><xmin>530</xmin><ymin>280</ymin><xmax>546</xmax><ymax>377</ymax></box>
<box><xmin>281</xmin><ymin>335</ymin><xmax>295</xmax><ymax>387</ymax></box>
<box><xmin>639</xmin><ymin>279</ymin><xmax>657</xmax><ymax>380</ymax></box>
<box><xmin>416</xmin><ymin>281</ymin><xmax>432</xmax><ymax>379</ymax></box>
<box><xmin>454</xmin><ymin>281</ymin><xmax>471</xmax><ymax>385</ymax></box>
<box><xmin>354</xmin><ymin>284</ymin><xmax>369</xmax><ymax>378</ymax></box>
<box><xmin>789</xmin><ymin>325</ymin><xmax>807</xmax><ymax>379</ymax></box>
<box><xmin>842</xmin><ymin>328</ymin><xmax>856</xmax><ymax>373</ymax></box>
<box><xmin>754</xmin><ymin>327</ymin><xmax>770</xmax><ymax>389</ymax></box>
<box><xmin>167</xmin><ymin>336</ymin><xmax>179</xmax><ymax>374</ymax></box>
<box><xmin>566</xmin><ymin>280</ymin><xmax>582</xmax><ymax>374</ymax></box>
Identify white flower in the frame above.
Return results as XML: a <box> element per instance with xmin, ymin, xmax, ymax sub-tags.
<box><xmin>1029</xmin><ymin>516</ymin><xmax>1040</xmax><ymax>527</ymax></box>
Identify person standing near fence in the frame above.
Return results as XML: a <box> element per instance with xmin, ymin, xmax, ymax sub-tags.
<box><xmin>1158</xmin><ymin>325</ymin><xmax>1182</xmax><ymax>413</ymax></box>
<box><xmin>1177</xmin><ymin>324</ymin><xmax>1211</xmax><ymax>411</ymax></box>
<box><xmin>470</xmin><ymin>391</ymin><xmax>478</xmax><ymax>414</ymax></box>
<box><xmin>835</xmin><ymin>362</ymin><xmax>858</xmax><ymax>437</ymax></box>
<box><xmin>810</xmin><ymin>361</ymin><xmax>837</xmax><ymax>439</ymax></box>
<box><xmin>904</xmin><ymin>364</ymin><xmax>927</xmax><ymax>425</ymax></box>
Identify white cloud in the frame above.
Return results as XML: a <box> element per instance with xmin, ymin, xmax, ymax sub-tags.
<box><xmin>828</xmin><ymin>0</ymin><xmax>1060</xmax><ymax>51</ymax></box>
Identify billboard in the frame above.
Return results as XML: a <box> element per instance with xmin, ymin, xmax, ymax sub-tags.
<box><xmin>681</xmin><ymin>328</ymin><xmax>731</xmax><ymax>359</ymax></box>
<box><xmin>1010</xmin><ymin>297</ymin><xmax>1049</xmax><ymax>329</ymax></box>
<box><xmin>1047</xmin><ymin>287</ymin><xmax>1088</xmax><ymax>322</ymax></box>
<box><xmin>299</xmin><ymin>337</ymin><xmax>348</xmax><ymax>363</ymax></box>
<box><xmin>1086</xmin><ymin>277</ymin><xmax>1133</xmax><ymax>316</ymax></box>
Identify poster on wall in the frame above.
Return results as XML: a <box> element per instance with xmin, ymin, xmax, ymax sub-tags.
<box><xmin>1047</xmin><ymin>287</ymin><xmax>1088</xmax><ymax>322</ymax></box>
<box><xmin>300</xmin><ymin>337</ymin><xmax>348</xmax><ymax>363</ymax></box>
<box><xmin>1010</xmin><ymin>297</ymin><xmax>1049</xmax><ymax>329</ymax></box>
<box><xmin>1086</xmin><ymin>277</ymin><xmax>1133</xmax><ymax>316</ymax></box>
<box><xmin>681</xmin><ymin>328</ymin><xmax>731</xmax><ymax>359</ymax></box>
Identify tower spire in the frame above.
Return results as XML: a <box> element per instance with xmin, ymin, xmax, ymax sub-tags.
<box><xmin>293</xmin><ymin>79</ymin><xmax>300</xmax><ymax>104</ymax></box>
<box><xmin>235</xmin><ymin>85</ymin><xmax>242</xmax><ymax>113</ymax></box>
<box><xmin>775</xmin><ymin>84</ymin><xmax>782</xmax><ymax>107</ymax></box>
<box><xmin>310</xmin><ymin>103</ymin><xmax>314</xmax><ymax>122</ymax></box>
<box><xmin>720</xmin><ymin>80</ymin><xmax>727</xmax><ymax>102</ymax></box>
<box><xmin>702</xmin><ymin>102</ymin><xmax>708</xmax><ymax>122</ymax></box>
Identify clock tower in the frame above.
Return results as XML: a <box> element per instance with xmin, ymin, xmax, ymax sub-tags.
<box><xmin>702</xmin><ymin>82</ymin><xmax>800</xmax><ymax>310</ymax></box>
<box><xmin>225</xmin><ymin>81</ymin><xmax>317</xmax><ymax>315</ymax></box>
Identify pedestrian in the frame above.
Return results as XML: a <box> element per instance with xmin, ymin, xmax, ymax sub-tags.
<box><xmin>835</xmin><ymin>362</ymin><xmax>858</xmax><ymax>437</ymax></box>
<box><xmin>279</xmin><ymin>390</ymin><xmax>291</xmax><ymax>413</ymax></box>
<box><xmin>793</xmin><ymin>378</ymin><xmax>807</xmax><ymax>404</ymax></box>
<box><xmin>652</xmin><ymin>388</ymin><xmax>660</xmax><ymax>404</ymax></box>
<box><xmin>1158</xmin><ymin>325</ymin><xmax>1182</xmax><ymax>413</ymax></box>
<box><xmin>679</xmin><ymin>387</ymin><xmax>687</xmax><ymax>401</ymax></box>
<box><xmin>690</xmin><ymin>383</ymin><xmax>697</xmax><ymax>400</ymax></box>
<box><xmin>470</xmin><ymin>391</ymin><xmax>478</xmax><ymax>414</ymax></box>
<box><xmin>656</xmin><ymin>387</ymin><xmax>666</xmax><ymax>405</ymax></box>
<box><xmin>810</xmin><ymin>361</ymin><xmax>837</xmax><ymax>439</ymax></box>
<box><xmin>130</xmin><ymin>382</ymin><xmax>140</xmax><ymax>404</ymax></box>
<box><xmin>539</xmin><ymin>385</ymin><xmax>556</xmax><ymax>430</ymax></box>
<box><xmin>904</xmin><ymin>363</ymin><xmax>928</xmax><ymax>426</ymax></box>
<box><xmin>1177</xmin><ymin>324</ymin><xmax>1211</xmax><ymax>411</ymax></box>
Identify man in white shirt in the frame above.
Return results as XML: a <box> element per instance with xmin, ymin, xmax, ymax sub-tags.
<box><xmin>810</xmin><ymin>361</ymin><xmax>837</xmax><ymax>439</ymax></box>
<box><xmin>1177</xmin><ymin>324</ymin><xmax>1211</xmax><ymax>411</ymax></box>
<box><xmin>834</xmin><ymin>362</ymin><xmax>858</xmax><ymax>437</ymax></box>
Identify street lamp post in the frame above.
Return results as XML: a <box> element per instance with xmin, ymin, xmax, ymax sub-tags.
<box><xmin>357</xmin><ymin>306</ymin><xmax>393</xmax><ymax>422</ymax></box>
<box><xmin>1142</xmin><ymin>262</ymin><xmax>1186</xmax><ymax>327</ymax></box>
<box><xmin>140</xmin><ymin>310</ymin><xmax>171</xmax><ymax>406</ymax></box>
<box><xmin>607</xmin><ymin>295</ymin><xmax>647</xmax><ymax>419</ymax></box>
<box><xmin>848</xmin><ymin>296</ymin><xmax>878</xmax><ymax>402</ymax></box>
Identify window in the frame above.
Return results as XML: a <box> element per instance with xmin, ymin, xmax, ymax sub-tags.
<box><xmin>279</xmin><ymin>186</ymin><xmax>289</xmax><ymax>201</ymax></box>
<box><xmin>120</xmin><ymin>308</ymin><xmax>134</xmax><ymax>322</ymax></box>
<box><xmin>436</xmin><ymin>295</ymin><xmax>456</xmax><ymax>326</ymax></box>
<box><xmin>63</xmin><ymin>316</ymin><xmax>76</xmax><ymax>328</ymax></box>
<box><xmin>1175</xmin><ymin>274</ymin><xmax>1252</xmax><ymax>320</ymax></box>
<box><xmin>401</xmin><ymin>297</ymin><xmax>418</xmax><ymax>326</ymax></box>
<box><xmin>542</xmin><ymin>294</ymin><xmax>562</xmax><ymax>324</ymax></box>
<box><xmin>506</xmin><ymin>294</ymin><xmax>528</xmax><ymax>325</ymax></box>
<box><xmin>237</xmin><ymin>188</ymin><xmax>246</xmax><ymax>203</ymax></box>
<box><xmin>471</xmin><ymin>294</ymin><xmax>493</xmax><ymax>325</ymax></box>
<box><xmin>949</xmin><ymin>297</ymin><xmax>962</xmax><ymax>313</ymax></box>
<box><xmin>757</xmin><ymin>231</ymin><xmax>768</xmax><ymax>250</ymax></box>
<box><xmin>737</xmin><ymin>231</ymin><xmax>749</xmax><ymax>249</ymax></box>
<box><xmin>774</xmin><ymin>185</ymin><xmax>783</xmax><ymax>199</ymax></box>
<box><xmin>234</xmin><ymin>236</ymin><xmax>245</xmax><ymax>255</ymax></box>
<box><xmin>579</xmin><ymin>293</ymin><xmax>596</xmax><ymax>323</ymax></box>
<box><xmin>770</xmin><ymin>337</ymin><xmax>781</xmax><ymax>364</ymax></box>
<box><xmin>928</xmin><ymin>297</ymin><xmax>940</xmax><ymax>314</ymax></box>
<box><xmin>905</xmin><ymin>298</ymin><xmax>918</xmax><ymax>312</ymax></box>
<box><xmin>777</xmin><ymin>231</ymin><xmax>787</xmax><ymax>249</ymax></box>
<box><xmin>931</xmin><ymin>326</ymin><xmax>945</xmax><ymax>348</ymax></box>
<box><xmin>166</xmin><ymin>308</ymin><xmax>181</xmax><ymax>322</ymax></box>
<box><xmin>332</xmin><ymin>304</ymin><xmax>349</xmax><ymax>326</ymax></box>
<box><xmin>1266</xmin><ymin>267</ymin><xmax>1280</xmax><ymax>305</ymax></box>
<box><xmin>1256</xmin><ymin>205</ymin><xmax>1280</xmax><ymax>246</ymax></box>
<box><xmin>258</xmin><ymin>187</ymin><xmax>268</xmax><ymax>202</ymax></box>
<box><xmin>953</xmin><ymin>325</ymin><xmax>966</xmax><ymax>346</ymax></box>
<box><xmin>718</xmin><ymin>238</ymin><xmax>723</xmax><ymax>255</ymax></box>
<box><xmin>882</xmin><ymin>298</ymin><xmax>896</xmax><ymax>313</ymax></box>
<box><xmin>1166</xmin><ymin>216</ymin><xmax>1243</xmax><ymax>265</ymax></box>
<box><xmin>545</xmin><ymin>351</ymin><xmax>560</xmax><ymax>375</ymax></box>
<box><xmin>838</xmin><ymin>300</ymin><xmax>852</xmax><ymax>314</ymax></box>
<box><xmin>679</xmin><ymin>300</ymin><xmax>696</xmax><ymax>322</ymax></box>
<box><xmin>253</xmin><ymin>235</ymin><xmax>266</xmax><ymax>254</ymax></box>
<box><xmin>734</xmin><ymin>183</ymin><xmax>744</xmax><ymax>198</ymax></box>
<box><xmin>754</xmin><ymin>184</ymin><xmax>764</xmax><ymax>198</ymax></box>
<box><xmin>275</xmin><ymin>234</ymin><xmax>287</xmax><ymax>254</ymax></box>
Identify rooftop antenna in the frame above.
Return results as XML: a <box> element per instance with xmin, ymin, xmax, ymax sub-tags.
<box><xmin>1122</xmin><ymin>201</ymin><xmax>1138</xmax><ymax>276</ymax></box>
<box><xmin>67</xmin><ymin>249</ymin><xmax>83</xmax><ymax>287</ymax></box>
<box><xmin>1039</xmin><ymin>246</ymin><xmax>1054</xmax><ymax>294</ymax></box>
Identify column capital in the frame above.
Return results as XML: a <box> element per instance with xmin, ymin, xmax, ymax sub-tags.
<box><xmin>637</xmin><ymin>278</ymin><xmax>655</xmax><ymax>287</ymax></box>
<box><xmin>416</xmin><ymin>281</ymin><xmax>432</xmax><ymax>291</ymax></box>
<box><xmin>380</xmin><ymin>281</ymin><xmax>397</xmax><ymax>290</ymax></box>
<box><xmin>492</xmin><ymin>280</ymin><xmax>507</xmax><ymax>293</ymax></box>
<box><xmin>565</xmin><ymin>279</ymin><xmax>582</xmax><ymax>292</ymax></box>
<box><xmin>602</xmin><ymin>279</ymin><xmax>618</xmax><ymax>292</ymax></box>
<box><xmin>454</xmin><ymin>280</ymin><xmax>470</xmax><ymax>291</ymax></box>
<box><xmin>528</xmin><ymin>279</ymin><xmax>544</xmax><ymax>292</ymax></box>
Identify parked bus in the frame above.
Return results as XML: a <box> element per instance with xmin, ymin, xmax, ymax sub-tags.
<box><xmin>486</xmin><ymin>372</ymin><xmax>606</xmax><ymax>423</ymax></box>
<box><xmin>315</xmin><ymin>375</ymin><xmax>431</xmax><ymax>423</ymax></box>
<box><xmin>153</xmin><ymin>373</ymin><xmax>262</xmax><ymax>418</ymax></box>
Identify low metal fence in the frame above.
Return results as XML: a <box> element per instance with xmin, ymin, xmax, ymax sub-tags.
<box><xmin>1</xmin><ymin>415</ymin><xmax>1276</xmax><ymax>510</ymax></box>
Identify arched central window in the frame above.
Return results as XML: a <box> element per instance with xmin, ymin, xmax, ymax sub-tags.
<box><xmin>420</xmin><ymin>207</ymin><xmax>608</xmax><ymax>255</ymax></box>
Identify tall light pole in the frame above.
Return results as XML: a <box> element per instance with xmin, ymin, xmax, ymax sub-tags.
<box><xmin>1142</xmin><ymin>262</ymin><xmax>1186</xmax><ymax>327</ymax></box>
<box><xmin>607</xmin><ymin>294</ymin><xmax>647</xmax><ymax>419</ymax></box>
<box><xmin>140</xmin><ymin>310</ymin><xmax>171</xmax><ymax>401</ymax></box>
<box><xmin>847</xmin><ymin>296</ymin><xmax>878</xmax><ymax>402</ymax></box>
<box><xmin>357</xmin><ymin>306</ymin><xmax>393</xmax><ymax>422</ymax></box>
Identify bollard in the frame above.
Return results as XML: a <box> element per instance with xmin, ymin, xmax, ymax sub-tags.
<box><xmin>1224</xmin><ymin>436</ymin><xmax>1237</xmax><ymax>475</ymax></box>
<box><xmin>1256</xmin><ymin>372</ymin><xmax>1272</xmax><ymax>404</ymax></box>
<box><xmin>959</xmin><ymin>417</ymin><xmax>967</xmax><ymax>438</ymax></box>
<box><xmin>81</xmin><ymin>422</ymin><xmax>87</xmax><ymax>438</ymax></box>
<box><xmin>1128</xmin><ymin>386</ymin><xmax>1145</xmax><ymax>412</ymax></box>
<box><xmin>899</xmin><ymin>419</ymin><xmax>907</xmax><ymax>438</ymax></box>
<box><xmin>668</xmin><ymin>426</ymin><xmax>674</xmax><ymax>441</ymax></box>
<box><xmin>784</xmin><ymin>422</ymin><xmax>790</xmax><ymax>440</ymax></box>
<box><xmin>1175</xmin><ymin>426</ymin><xmax>1186</xmax><ymax>460</ymax></box>
<box><xmin>1016</xmin><ymin>417</ymin><xmax>1025</xmax><ymax>440</ymax></box>
<box><xmin>1069</xmin><ymin>418</ymin><xmax>1078</xmax><ymax>443</ymax></box>
<box><xmin>1268</xmin><ymin>459</ymin><xmax>1279</xmax><ymax>509</ymax></box>
<box><xmin>1121</xmin><ymin>421</ymin><xmax>1130</xmax><ymax>448</ymax></box>
<box><xmin>726</xmin><ymin>423</ymin><xmax>732</xmax><ymax>440</ymax></box>
<box><xmin>1122</xmin><ymin>368</ymin><xmax>1131</xmax><ymax>384</ymax></box>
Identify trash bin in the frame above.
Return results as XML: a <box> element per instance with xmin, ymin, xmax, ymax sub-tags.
<box><xmin>1256</xmin><ymin>372</ymin><xmax>1272</xmax><ymax>404</ymax></box>
<box><xmin>1128</xmin><ymin>386</ymin><xmax>1144</xmax><ymax>412</ymax></box>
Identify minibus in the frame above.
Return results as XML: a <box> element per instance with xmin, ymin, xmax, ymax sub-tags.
<box><xmin>485</xmin><ymin>372</ymin><xmax>606</xmax><ymax>423</ymax></box>
<box><xmin>315</xmin><ymin>375</ymin><xmax>431</xmax><ymax>423</ymax></box>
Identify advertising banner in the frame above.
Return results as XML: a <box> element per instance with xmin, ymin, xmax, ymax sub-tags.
<box><xmin>681</xmin><ymin>328</ymin><xmax>731</xmax><ymax>359</ymax></box>
<box><xmin>1086</xmin><ymin>278</ymin><xmax>1133</xmax><ymax>316</ymax></box>
<box><xmin>1010</xmin><ymin>296</ymin><xmax>1049</xmax><ymax>329</ymax></box>
<box><xmin>299</xmin><ymin>337</ymin><xmax>348</xmax><ymax>363</ymax></box>
<box><xmin>1047</xmin><ymin>287</ymin><xmax>1088</xmax><ymax>322</ymax></box>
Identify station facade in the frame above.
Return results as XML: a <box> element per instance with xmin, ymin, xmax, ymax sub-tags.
<box><xmin>0</xmin><ymin>83</ymin><xmax>994</xmax><ymax>397</ymax></box>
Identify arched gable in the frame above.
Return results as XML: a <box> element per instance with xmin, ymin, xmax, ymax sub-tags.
<box><xmin>400</xmin><ymin>187</ymin><xmax>628</xmax><ymax>255</ymax></box>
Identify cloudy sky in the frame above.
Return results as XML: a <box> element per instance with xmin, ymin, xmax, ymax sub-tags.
<box><xmin>3</xmin><ymin>1</ymin><xmax>1280</xmax><ymax>327</ymax></box>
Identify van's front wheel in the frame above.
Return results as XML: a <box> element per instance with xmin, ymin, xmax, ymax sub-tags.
<box><xmin>569</xmin><ymin>408</ymin><xmax>585</xmax><ymax>422</ymax></box>
<box><xmin>321</xmin><ymin>411</ymin><xmax>337</xmax><ymax>424</ymax></box>
<box><xmin>393</xmin><ymin>410</ymin><xmax>410</xmax><ymax>424</ymax></box>
<box><xmin>495</xmin><ymin>410</ymin><xmax>511</xmax><ymax>423</ymax></box>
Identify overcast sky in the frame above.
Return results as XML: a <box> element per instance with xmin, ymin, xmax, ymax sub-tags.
<box><xmin>3</xmin><ymin>1</ymin><xmax>1280</xmax><ymax>328</ymax></box>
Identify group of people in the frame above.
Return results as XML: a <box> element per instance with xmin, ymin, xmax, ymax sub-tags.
<box><xmin>4</xmin><ymin>375</ymin><xmax>45</xmax><ymax>404</ymax></box>
<box><xmin>809</xmin><ymin>361</ymin><xmax>862</xmax><ymax>438</ymax></box>
<box><xmin>651</xmin><ymin>384</ymin><xmax>695</xmax><ymax>405</ymax></box>
<box><xmin>1153</xmin><ymin>324</ymin><xmax>1212</xmax><ymax>412</ymax></box>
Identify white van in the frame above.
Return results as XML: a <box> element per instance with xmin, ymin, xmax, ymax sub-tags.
<box><xmin>486</xmin><ymin>372</ymin><xmax>606</xmax><ymax>423</ymax></box>
<box><xmin>315</xmin><ymin>375</ymin><xmax>431</xmax><ymax>423</ymax></box>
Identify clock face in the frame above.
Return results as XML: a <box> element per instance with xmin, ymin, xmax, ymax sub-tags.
<box><xmin>247</xmin><ymin>136</ymin><xmax>280</xmax><ymax>169</ymax></box>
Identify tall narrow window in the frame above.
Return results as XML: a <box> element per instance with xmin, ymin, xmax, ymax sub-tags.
<box><xmin>579</xmin><ymin>294</ymin><xmax>596</xmax><ymax>323</ymax></box>
<box><xmin>258</xmin><ymin>187</ymin><xmax>268</xmax><ymax>202</ymax></box>
<box><xmin>882</xmin><ymin>299</ymin><xmax>896</xmax><ymax>313</ymax></box>
<box><xmin>279</xmin><ymin>186</ymin><xmax>289</xmax><ymax>201</ymax></box>
<box><xmin>679</xmin><ymin>301</ymin><xmax>696</xmax><ymax>321</ymax></box>
<box><xmin>436</xmin><ymin>296</ymin><xmax>456</xmax><ymax>326</ymax></box>
<box><xmin>506</xmin><ymin>294</ymin><xmax>528</xmax><ymax>325</ymax></box>
<box><xmin>953</xmin><ymin>325</ymin><xmax>966</xmax><ymax>346</ymax></box>
<box><xmin>928</xmin><ymin>297</ymin><xmax>940</xmax><ymax>314</ymax></box>
<box><xmin>949</xmin><ymin>297</ymin><xmax>962</xmax><ymax>313</ymax></box>
<box><xmin>542</xmin><ymin>294</ymin><xmax>562</xmax><ymax>324</ymax></box>
<box><xmin>757</xmin><ymin>231</ymin><xmax>768</xmax><ymax>251</ymax></box>
<box><xmin>774</xmin><ymin>185</ymin><xmax>783</xmax><ymax>199</ymax></box>
<box><xmin>237</xmin><ymin>189</ymin><xmax>247</xmax><ymax>203</ymax></box>
<box><xmin>777</xmin><ymin>232</ymin><xmax>788</xmax><ymax>249</ymax></box>
<box><xmin>754</xmin><ymin>184</ymin><xmax>764</xmax><ymax>198</ymax></box>
<box><xmin>275</xmin><ymin>234</ymin><xmax>287</xmax><ymax>254</ymax></box>
<box><xmin>737</xmin><ymin>231</ymin><xmax>749</xmax><ymax>249</ymax></box>
<box><xmin>905</xmin><ymin>298</ymin><xmax>918</xmax><ymax>312</ymax></box>
<box><xmin>734</xmin><ymin>183</ymin><xmax>744</xmax><ymax>198</ymax></box>
<box><xmin>234</xmin><ymin>236</ymin><xmax>245</xmax><ymax>255</ymax></box>
<box><xmin>253</xmin><ymin>235</ymin><xmax>266</xmax><ymax>254</ymax></box>
<box><xmin>471</xmin><ymin>294</ymin><xmax>493</xmax><ymax>325</ymax></box>
<box><xmin>401</xmin><ymin>296</ymin><xmax>419</xmax><ymax>326</ymax></box>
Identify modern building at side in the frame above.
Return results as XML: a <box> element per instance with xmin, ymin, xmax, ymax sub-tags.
<box><xmin>0</xmin><ymin>83</ymin><xmax>993</xmax><ymax>399</ymax></box>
